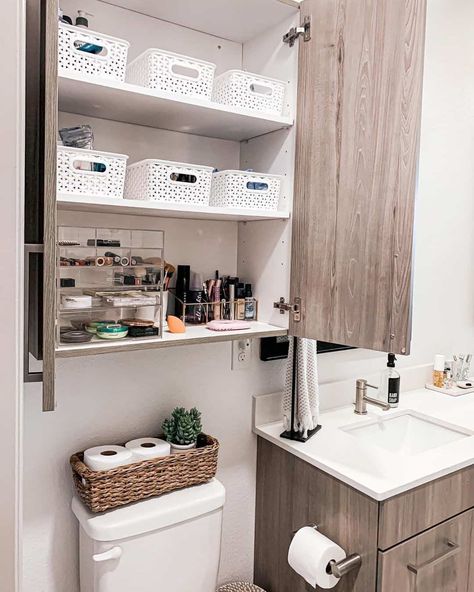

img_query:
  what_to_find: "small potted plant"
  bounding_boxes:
[162,407,203,453]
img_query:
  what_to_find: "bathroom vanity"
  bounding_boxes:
[254,390,474,591]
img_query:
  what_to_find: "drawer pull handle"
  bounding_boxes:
[407,539,460,574]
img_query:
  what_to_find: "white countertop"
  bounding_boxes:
[254,388,474,501]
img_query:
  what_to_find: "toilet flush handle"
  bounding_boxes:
[92,547,122,562]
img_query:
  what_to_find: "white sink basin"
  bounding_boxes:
[341,410,473,456]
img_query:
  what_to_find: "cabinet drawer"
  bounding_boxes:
[379,465,474,549]
[377,510,473,592]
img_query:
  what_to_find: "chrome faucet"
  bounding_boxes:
[354,379,391,415]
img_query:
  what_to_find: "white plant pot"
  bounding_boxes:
[170,441,196,454]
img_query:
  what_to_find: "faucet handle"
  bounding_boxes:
[355,379,378,390]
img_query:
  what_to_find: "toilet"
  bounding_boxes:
[72,479,226,592]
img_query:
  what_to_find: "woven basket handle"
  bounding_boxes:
[169,59,204,82]
[69,31,109,62]
[68,153,108,176]
[249,81,274,97]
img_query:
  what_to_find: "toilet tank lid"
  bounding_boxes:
[72,478,225,542]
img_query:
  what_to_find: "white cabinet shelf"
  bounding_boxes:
[56,322,287,357]
[57,194,290,222]
[58,73,294,142]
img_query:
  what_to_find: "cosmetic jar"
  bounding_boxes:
[96,324,129,340]
[85,320,115,334]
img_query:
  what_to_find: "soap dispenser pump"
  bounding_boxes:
[380,353,400,408]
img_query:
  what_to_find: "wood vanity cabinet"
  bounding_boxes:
[255,438,474,592]
[378,511,474,592]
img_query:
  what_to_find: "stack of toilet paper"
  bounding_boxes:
[84,438,171,471]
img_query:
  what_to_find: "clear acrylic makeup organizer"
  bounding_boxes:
[57,226,165,347]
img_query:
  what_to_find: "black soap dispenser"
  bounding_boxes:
[380,353,400,408]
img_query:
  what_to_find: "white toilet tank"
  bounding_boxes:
[72,479,226,592]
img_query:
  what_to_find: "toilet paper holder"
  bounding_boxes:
[328,553,362,579]
[293,524,362,579]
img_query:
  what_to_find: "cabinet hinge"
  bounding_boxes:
[283,16,311,47]
[273,297,301,322]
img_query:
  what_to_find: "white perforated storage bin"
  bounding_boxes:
[125,159,214,205]
[212,70,286,116]
[126,49,216,100]
[210,171,282,211]
[58,23,129,82]
[57,146,128,198]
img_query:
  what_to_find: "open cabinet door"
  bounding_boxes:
[24,0,57,410]
[289,0,427,354]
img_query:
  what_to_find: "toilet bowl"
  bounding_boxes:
[72,478,226,592]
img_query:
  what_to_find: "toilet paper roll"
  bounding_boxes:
[125,437,171,460]
[288,527,346,589]
[84,445,134,471]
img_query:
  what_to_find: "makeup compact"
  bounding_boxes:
[85,320,116,334]
[96,324,129,340]
[119,318,158,338]
[119,318,154,327]
[60,330,93,344]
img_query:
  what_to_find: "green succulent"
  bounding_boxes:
[162,406,202,445]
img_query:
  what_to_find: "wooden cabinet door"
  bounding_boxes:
[25,0,57,410]
[290,0,427,354]
[378,510,474,592]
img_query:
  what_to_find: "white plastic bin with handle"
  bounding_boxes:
[212,70,286,116]
[58,22,130,82]
[126,48,216,100]
[57,146,128,199]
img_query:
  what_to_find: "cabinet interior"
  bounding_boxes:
[56,0,302,354]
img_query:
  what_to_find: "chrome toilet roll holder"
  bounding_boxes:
[294,525,362,580]
[327,554,362,579]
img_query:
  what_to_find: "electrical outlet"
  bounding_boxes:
[232,339,252,370]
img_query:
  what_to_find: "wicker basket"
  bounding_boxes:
[71,434,219,513]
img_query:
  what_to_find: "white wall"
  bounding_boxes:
[0,0,24,590]
[22,1,474,590]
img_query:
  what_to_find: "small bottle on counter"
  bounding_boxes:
[379,353,400,408]
[433,354,445,388]
[444,362,455,389]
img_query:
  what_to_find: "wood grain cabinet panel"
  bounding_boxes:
[379,466,474,550]
[255,439,474,592]
[254,438,379,592]
[290,0,427,354]
[378,510,474,592]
